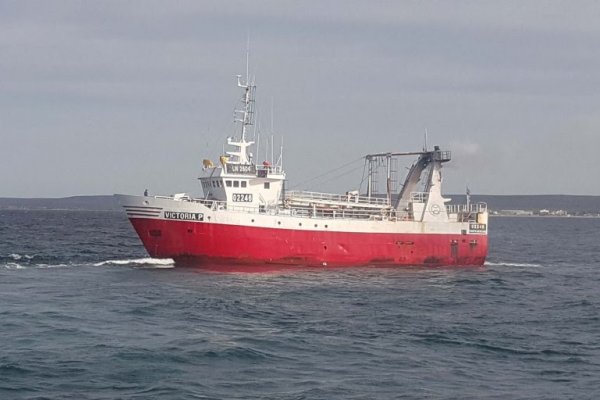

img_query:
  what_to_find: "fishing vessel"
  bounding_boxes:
[116,72,488,267]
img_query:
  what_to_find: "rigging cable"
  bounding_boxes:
[358,158,368,194]
[288,156,365,189]
[313,164,366,188]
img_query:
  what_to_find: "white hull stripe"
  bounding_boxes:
[124,205,162,217]
[127,212,161,217]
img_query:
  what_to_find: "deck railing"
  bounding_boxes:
[183,197,394,220]
[153,195,486,222]
[446,202,487,214]
[410,192,429,203]
[256,165,284,176]
[285,190,389,207]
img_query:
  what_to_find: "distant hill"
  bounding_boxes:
[1,194,600,214]
[0,196,120,211]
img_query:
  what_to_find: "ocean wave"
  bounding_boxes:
[2,262,71,270]
[2,262,27,269]
[2,253,48,268]
[94,258,175,268]
[485,261,543,268]
[8,253,35,261]
[1,256,175,270]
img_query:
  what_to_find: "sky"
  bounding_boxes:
[2,0,600,197]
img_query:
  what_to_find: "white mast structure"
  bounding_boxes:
[227,51,255,166]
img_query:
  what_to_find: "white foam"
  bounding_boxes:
[94,258,175,268]
[3,262,26,269]
[8,253,34,261]
[36,263,70,269]
[485,261,543,268]
[2,262,71,269]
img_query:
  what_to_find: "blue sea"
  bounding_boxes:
[1,210,599,399]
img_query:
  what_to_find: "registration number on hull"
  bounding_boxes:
[232,193,253,202]
[469,223,487,232]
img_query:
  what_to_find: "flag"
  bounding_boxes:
[466,186,471,211]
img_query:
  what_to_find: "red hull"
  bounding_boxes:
[128,218,488,267]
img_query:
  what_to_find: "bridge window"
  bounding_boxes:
[241,181,247,188]
[226,180,232,187]
[233,181,239,188]
[264,182,270,189]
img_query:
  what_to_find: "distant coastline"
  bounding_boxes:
[491,213,600,219]
[2,194,600,215]
[461,194,600,217]
[0,196,120,211]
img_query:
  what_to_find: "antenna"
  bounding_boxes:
[234,39,255,145]
[256,131,260,163]
[280,136,284,169]
[270,97,274,133]
[245,34,250,84]
[424,129,428,151]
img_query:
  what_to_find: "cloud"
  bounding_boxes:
[2,1,600,196]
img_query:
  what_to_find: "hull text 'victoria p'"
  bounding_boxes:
[116,70,488,268]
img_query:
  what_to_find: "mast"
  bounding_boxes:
[228,47,256,165]
[280,136,284,169]
[234,73,255,143]
[366,155,373,198]
[386,153,392,205]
